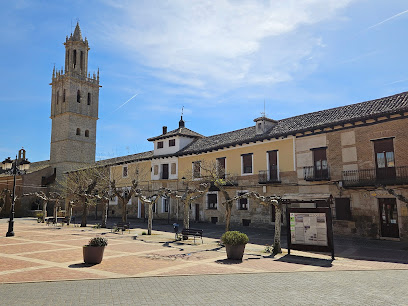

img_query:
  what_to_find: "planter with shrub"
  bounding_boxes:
[221,231,249,260]
[83,237,108,264]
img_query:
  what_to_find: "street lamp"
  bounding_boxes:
[2,150,30,237]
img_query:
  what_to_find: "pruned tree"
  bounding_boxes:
[61,166,110,227]
[245,191,283,254]
[23,191,61,223]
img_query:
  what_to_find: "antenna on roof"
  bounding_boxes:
[181,106,184,117]
[260,99,267,118]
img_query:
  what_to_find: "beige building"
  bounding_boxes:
[108,91,408,240]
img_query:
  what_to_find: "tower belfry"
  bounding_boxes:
[49,22,101,179]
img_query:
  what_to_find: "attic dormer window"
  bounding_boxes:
[169,139,175,147]
[157,141,163,149]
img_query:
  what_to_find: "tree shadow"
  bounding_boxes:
[277,254,333,267]
[68,263,98,268]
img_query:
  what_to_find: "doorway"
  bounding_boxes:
[195,204,200,222]
[379,198,399,238]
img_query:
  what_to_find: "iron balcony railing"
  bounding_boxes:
[342,166,408,187]
[303,166,330,181]
[258,168,281,184]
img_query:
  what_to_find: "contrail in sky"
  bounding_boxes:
[365,9,408,31]
[114,93,140,111]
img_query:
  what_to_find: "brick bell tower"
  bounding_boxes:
[50,22,101,179]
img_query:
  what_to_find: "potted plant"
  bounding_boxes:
[221,231,249,260]
[83,237,108,264]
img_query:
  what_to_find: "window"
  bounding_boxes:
[171,163,177,175]
[242,153,253,174]
[56,91,59,104]
[193,161,201,179]
[123,166,128,177]
[373,138,395,180]
[216,157,226,179]
[63,89,66,102]
[77,90,81,103]
[335,198,352,220]
[162,197,169,213]
[169,139,175,147]
[207,193,218,209]
[76,128,81,135]
[73,50,77,68]
[154,165,158,175]
[80,51,84,71]
[85,130,89,137]
[268,150,278,181]
[161,164,169,179]
[157,141,163,149]
[238,191,248,210]
[152,203,156,213]
[87,93,91,105]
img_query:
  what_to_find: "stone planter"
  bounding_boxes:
[83,246,105,264]
[225,244,246,260]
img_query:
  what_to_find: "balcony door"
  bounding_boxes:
[379,198,399,238]
[313,148,328,180]
[268,150,278,181]
[161,164,169,179]
[374,138,395,181]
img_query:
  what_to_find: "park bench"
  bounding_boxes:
[181,228,203,244]
[111,221,130,234]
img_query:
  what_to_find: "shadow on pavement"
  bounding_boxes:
[277,255,333,267]
[68,263,97,268]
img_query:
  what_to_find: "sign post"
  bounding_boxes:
[286,207,334,260]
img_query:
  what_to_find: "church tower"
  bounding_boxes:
[50,23,101,178]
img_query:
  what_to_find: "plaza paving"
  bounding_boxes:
[0,218,407,305]
[0,218,407,284]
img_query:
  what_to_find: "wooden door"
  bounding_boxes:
[268,150,278,181]
[313,148,328,180]
[162,164,169,179]
[379,198,399,238]
[374,138,395,181]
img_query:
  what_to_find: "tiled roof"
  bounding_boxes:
[95,151,154,167]
[178,91,408,155]
[147,127,204,141]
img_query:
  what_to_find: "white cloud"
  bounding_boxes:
[94,0,353,94]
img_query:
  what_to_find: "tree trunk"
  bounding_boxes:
[42,201,48,223]
[225,203,232,232]
[81,199,88,227]
[272,203,282,255]
[147,202,153,235]
[121,198,127,223]
[183,199,190,229]
[101,200,108,228]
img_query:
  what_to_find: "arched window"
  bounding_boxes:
[63,89,66,102]
[85,130,89,137]
[56,91,59,104]
[77,90,80,103]
[87,93,91,105]
[80,51,84,71]
[76,128,81,136]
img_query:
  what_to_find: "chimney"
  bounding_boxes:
[179,116,185,128]
[162,126,167,134]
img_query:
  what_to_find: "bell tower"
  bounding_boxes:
[50,22,101,179]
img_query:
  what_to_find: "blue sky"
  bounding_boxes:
[1,0,408,163]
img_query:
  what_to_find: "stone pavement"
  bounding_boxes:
[0,270,407,305]
[0,218,407,284]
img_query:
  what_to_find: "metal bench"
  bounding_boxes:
[181,228,203,244]
[111,221,130,234]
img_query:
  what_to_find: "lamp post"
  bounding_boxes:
[2,150,30,237]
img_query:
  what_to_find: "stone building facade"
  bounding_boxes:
[107,91,408,240]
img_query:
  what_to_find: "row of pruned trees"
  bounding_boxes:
[24,161,284,254]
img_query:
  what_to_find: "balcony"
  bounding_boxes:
[258,168,281,184]
[342,166,408,187]
[303,166,330,181]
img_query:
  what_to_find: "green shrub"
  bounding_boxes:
[87,237,108,247]
[142,231,147,235]
[221,231,249,246]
